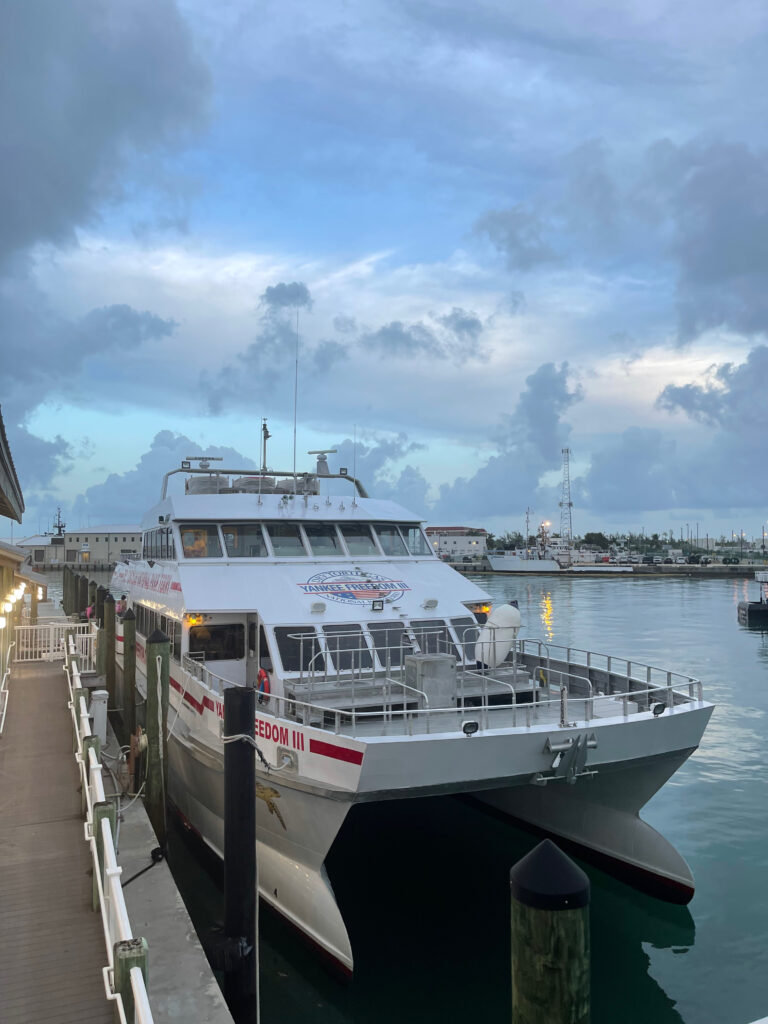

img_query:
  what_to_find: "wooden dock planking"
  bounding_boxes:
[0,662,112,1024]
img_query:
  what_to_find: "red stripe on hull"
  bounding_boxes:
[309,739,364,765]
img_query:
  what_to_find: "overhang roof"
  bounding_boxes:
[0,406,23,523]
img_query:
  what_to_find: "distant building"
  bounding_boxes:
[17,525,142,569]
[425,526,487,560]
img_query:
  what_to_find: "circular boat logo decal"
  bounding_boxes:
[298,570,410,606]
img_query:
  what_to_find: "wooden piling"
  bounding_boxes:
[95,584,106,628]
[113,937,149,1023]
[77,574,88,616]
[224,683,258,1022]
[509,839,590,1024]
[92,800,117,910]
[122,608,137,743]
[104,594,116,702]
[30,583,38,625]
[88,578,97,614]
[145,629,170,845]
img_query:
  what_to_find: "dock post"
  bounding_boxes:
[95,584,106,628]
[62,566,69,615]
[224,682,258,1023]
[145,629,170,845]
[509,839,590,1024]
[113,937,149,1023]
[30,583,38,626]
[104,594,116,702]
[88,578,97,613]
[122,608,137,743]
[92,800,117,910]
[77,574,88,617]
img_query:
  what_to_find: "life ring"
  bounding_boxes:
[257,667,271,704]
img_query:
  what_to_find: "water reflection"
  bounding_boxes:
[540,590,554,640]
[168,796,696,1024]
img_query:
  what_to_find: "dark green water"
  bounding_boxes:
[61,572,768,1022]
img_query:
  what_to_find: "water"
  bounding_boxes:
[51,571,768,1022]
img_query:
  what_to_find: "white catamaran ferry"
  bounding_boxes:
[112,452,713,974]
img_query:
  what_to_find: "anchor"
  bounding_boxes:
[531,732,598,786]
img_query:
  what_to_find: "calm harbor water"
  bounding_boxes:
[50,571,768,1022]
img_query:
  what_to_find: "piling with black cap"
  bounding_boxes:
[510,839,590,1023]
[145,629,170,845]
[223,682,258,1022]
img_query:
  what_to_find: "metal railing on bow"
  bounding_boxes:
[66,641,154,1024]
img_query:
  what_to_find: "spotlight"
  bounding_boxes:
[462,720,479,737]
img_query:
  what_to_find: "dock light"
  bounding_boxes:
[2,602,11,613]
[186,613,204,626]
[37,587,43,600]
[462,720,479,737]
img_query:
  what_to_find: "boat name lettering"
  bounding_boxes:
[120,567,174,594]
[298,570,410,606]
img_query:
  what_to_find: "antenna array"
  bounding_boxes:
[559,447,573,541]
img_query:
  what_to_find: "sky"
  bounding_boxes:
[3,0,768,543]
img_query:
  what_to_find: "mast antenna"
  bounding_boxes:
[292,308,299,494]
[559,447,573,542]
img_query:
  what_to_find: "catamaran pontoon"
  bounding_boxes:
[112,452,713,973]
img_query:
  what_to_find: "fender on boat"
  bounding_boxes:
[474,603,522,668]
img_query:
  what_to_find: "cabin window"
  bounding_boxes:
[339,524,378,557]
[366,621,407,667]
[399,525,432,556]
[188,624,244,661]
[303,523,342,556]
[410,618,459,660]
[222,523,267,558]
[180,524,222,559]
[266,524,306,557]
[450,617,479,660]
[274,626,324,672]
[34,549,44,562]
[322,624,373,671]
[373,524,408,556]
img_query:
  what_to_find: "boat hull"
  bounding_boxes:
[475,749,698,902]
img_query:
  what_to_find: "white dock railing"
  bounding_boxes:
[67,642,155,1024]
[15,622,95,668]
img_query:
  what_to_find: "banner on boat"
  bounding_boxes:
[298,569,411,606]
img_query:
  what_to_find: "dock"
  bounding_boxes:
[0,660,111,1023]
[0,597,234,1024]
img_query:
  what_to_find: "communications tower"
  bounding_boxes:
[559,447,573,542]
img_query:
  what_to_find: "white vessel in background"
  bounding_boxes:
[112,450,713,974]
[487,519,632,574]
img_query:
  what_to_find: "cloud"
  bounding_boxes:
[0,0,209,267]
[361,307,485,361]
[474,205,560,271]
[432,361,581,519]
[657,345,768,432]
[71,431,257,525]
[261,281,313,309]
